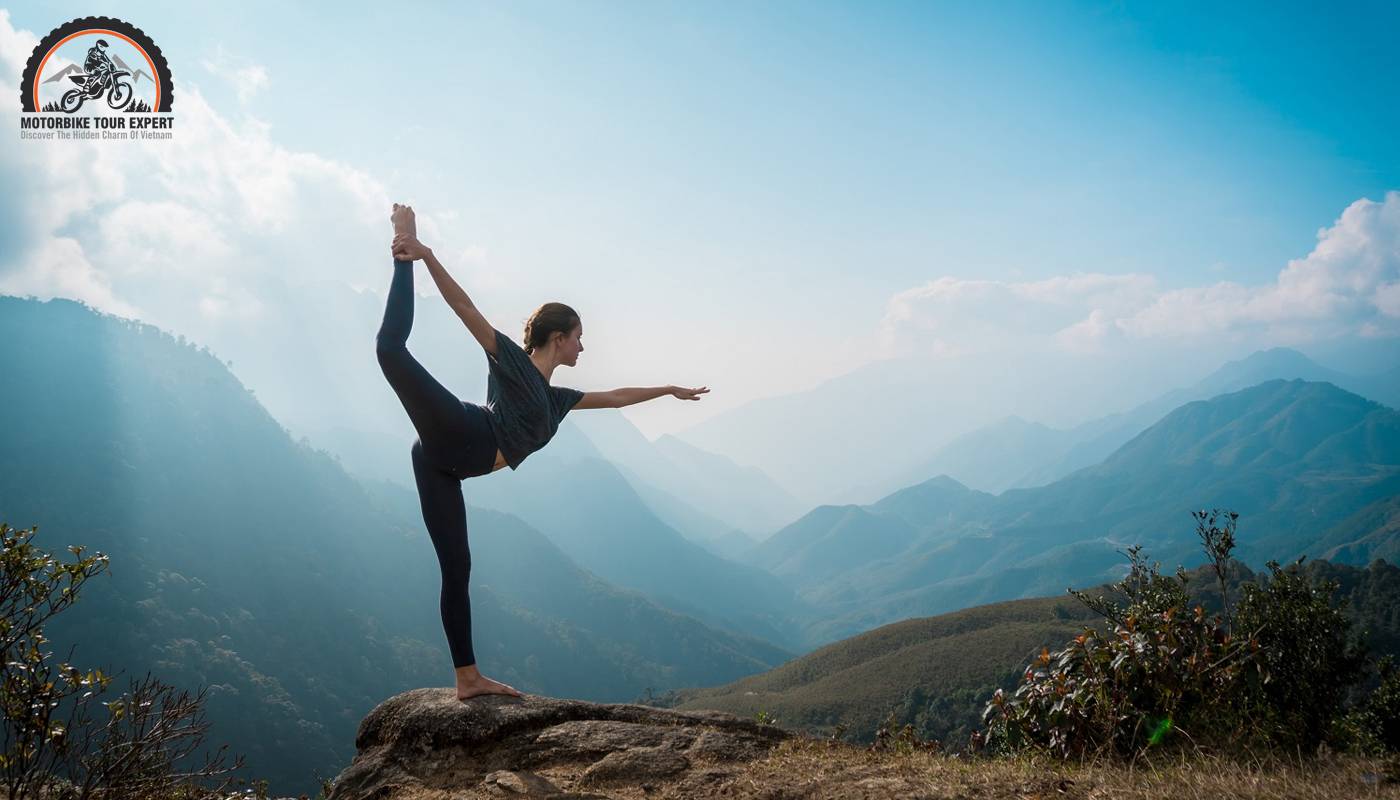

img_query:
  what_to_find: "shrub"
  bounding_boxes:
[1334,656,1400,755]
[982,509,1365,760]
[981,542,1254,758]
[1231,558,1366,751]
[869,709,940,755]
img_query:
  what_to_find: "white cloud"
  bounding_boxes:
[1053,308,1114,354]
[879,191,1400,358]
[0,236,142,318]
[0,9,35,78]
[877,272,1160,357]
[98,200,234,277]
[1117,192,1400,339]
[200,44,270,105]
[1375,281,1400,318]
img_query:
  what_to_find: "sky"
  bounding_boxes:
[2,1,1398,441]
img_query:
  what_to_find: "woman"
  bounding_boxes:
[376,203,709,701]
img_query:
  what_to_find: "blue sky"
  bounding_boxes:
[4,1,1398,439]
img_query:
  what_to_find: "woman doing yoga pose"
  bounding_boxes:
[376,203,709,701]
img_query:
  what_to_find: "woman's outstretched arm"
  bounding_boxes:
[393,233,496,356]
[581,386,709,408]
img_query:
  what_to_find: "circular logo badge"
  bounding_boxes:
[19,16,173,114]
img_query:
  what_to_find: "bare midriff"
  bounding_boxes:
[491,449,509,472]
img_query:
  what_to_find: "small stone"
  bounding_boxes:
[481,769,561,796]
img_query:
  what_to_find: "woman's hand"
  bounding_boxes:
[669,385,709,401]
[391,233,432,262]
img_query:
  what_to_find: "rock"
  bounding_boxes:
[578,746,689,787]
[327,690,790,800]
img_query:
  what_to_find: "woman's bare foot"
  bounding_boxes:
[459,675,526,700]
[455,663,524,700]
[391,203,417,237]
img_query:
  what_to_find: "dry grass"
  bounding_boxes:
[393,733,1400,800]
[704,735,1400,799]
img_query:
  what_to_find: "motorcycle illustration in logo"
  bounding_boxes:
[58,38,135,113]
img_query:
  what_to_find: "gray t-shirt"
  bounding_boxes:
[484,327,584,470]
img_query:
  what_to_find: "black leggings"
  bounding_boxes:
[376,259,498,669]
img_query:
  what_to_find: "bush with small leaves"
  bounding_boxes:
[1,521,247,800]
[1231,557,1367,750]
[982,509,1362,760]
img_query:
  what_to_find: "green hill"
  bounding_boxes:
[1306,494,1400,565]
[668,594,1101,745]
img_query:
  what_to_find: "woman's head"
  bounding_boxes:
[523,302,583,366]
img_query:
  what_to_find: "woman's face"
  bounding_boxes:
[560,324,583,366]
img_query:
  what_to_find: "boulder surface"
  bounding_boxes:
[328,689,791,800]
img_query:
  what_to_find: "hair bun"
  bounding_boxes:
[522,302,581,356]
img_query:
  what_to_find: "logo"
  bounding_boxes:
[18,16,174,141]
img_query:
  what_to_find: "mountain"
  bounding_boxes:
[603,462,760,561]
[742,504,925,585]
[458,431,814,652]
[1353,362,1400,410]
[747,378,1400,644]
[884,415,1072,496]
[865,346,1390,500]
[0,295,793,795]
[740,475,998,586]
[565,409,803,543]
[669,340,1228,508]
[1313,493,1400,565]
[1011,347,1374,490]
[653,432,805,537]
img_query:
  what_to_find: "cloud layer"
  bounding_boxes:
[878,191,1400,359]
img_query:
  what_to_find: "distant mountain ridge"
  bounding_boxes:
[745,377,1400,645]
[879,346,1393,498]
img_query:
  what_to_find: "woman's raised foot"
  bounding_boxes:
[391,202,417,237]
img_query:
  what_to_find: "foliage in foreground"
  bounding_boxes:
[1,521,248,800]
[982,509,1383,760]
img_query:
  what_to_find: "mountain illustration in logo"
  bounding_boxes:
[39,54,153,87]
[112,54,153,85]
[40,63,85,84]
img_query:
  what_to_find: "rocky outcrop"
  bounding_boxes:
[327,689,791,800]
